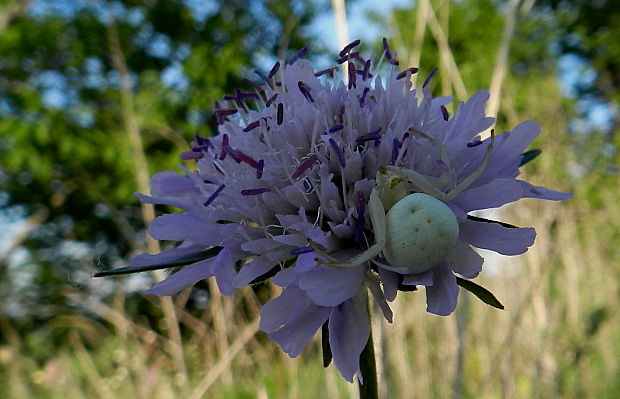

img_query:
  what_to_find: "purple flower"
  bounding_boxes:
[132,41,572,381]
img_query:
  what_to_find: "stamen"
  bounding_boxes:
[423,67,438,88]
[362,60,371,80]
[329,125,344,133]
[359,87,370,107]
[268,61,280,79]
[382,37,400,66]
[298,81,314,102]
[243,78,264,93]
[195,135,211,147]
[391,138,402,165]
[235,149,259,168]
[339,39,361,57]
[288,46,307,65]
[355,192,366,248]
[338,105,345,124]
[356,127,382,143]
[396,67,419,80]
[224,145,241,163]
[315,67,337,78]
[203,184,225,207]
[243,120,261,132]
[236,88,260,101]
[219,134,230,160]
[265,93,278,107]
[347,62,356,89]
[254,70,271,86]
[277,103,284,125]
[241,187,270,196]
[329,138,346,168]
[180,151,204,160]
[467,137,483,147]
[256,159,265,179]
[214,108,238,118]
[290,246,315,255]
[292,154,318,179]
[337,51,359,64]
[440,105,450,121]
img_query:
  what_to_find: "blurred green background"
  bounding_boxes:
[0,0,618,398]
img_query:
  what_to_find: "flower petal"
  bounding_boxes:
[298,264,365,307]
[460,218,536,255]
[453,178,523,211]
[425,263,459,316]
[329,292,370,382]
[518,180,574,201]
[445,240,484,278]
[145,257,215,296]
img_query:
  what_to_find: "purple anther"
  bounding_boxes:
[298,81,314,103]
[214,108,238,118]
[254,70,271,86]
[265,93,278,107]
[347,62,357,89]
[292,154,318,179]
[243,78,264,93]
[241,187,270,196]
[396,67,419,80]
[219,134,230,160]
[192,145,210,152]
[243,120,261,132]
[180,151,204,160]
[337,51,359,64]
[440,105,450,121]
[288,46,307,65]
[338,105,345,124]
[359,87,370,107]
[203,184,225,207]
[355,191,367,248]
[388,58,400,66]
[237,89,260,101]
[223,94,237,101]
[224,145,241,163]
[329,124,344,133]
[195,135,211,146]
[423,67,438,88]
[467,138,483,147]
[339,39,361,57]
[391,138,402,164]
[383,37,399,65]
[268,61,281,79]
[235,149,259,168]
[362,60,371,80]
[290,246,315,255]
[329,138,346,168]
[277,103,284,125]
[315,67,337,78]
[256,159,265,179]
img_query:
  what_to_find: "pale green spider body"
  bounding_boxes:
[314,130,494,274]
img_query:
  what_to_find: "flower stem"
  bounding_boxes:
[358,324,378,399]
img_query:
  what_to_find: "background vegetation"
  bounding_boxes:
[0,0,617,397]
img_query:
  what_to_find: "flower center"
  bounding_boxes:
[382,193,459,274]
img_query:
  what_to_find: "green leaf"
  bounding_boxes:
[456,277,504,310]
[519,149,542,167]
[93,247,222,277]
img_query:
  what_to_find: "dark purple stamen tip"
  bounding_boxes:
[214,108,238,118]
[329,138,346,168]
[204,184,225,207]
[219,134,230,160]
[243,78,264,93]
[388,59,400,66]
[329,124,344,133]
[338,105,345,124]
[243,120,261,133]
[347,62,356,89]
[382,37,390,55]
[337,51,359,65]
[391,138,402,164]
[223,94,237,101]
[362,60,371,80]
[288,46,307,66]
[266,93,278,107]
[237,89,260,101]
[396,67,419,80]
[254,70,271,86]
[195,135,211,146]
[315,67,337,78]
[224,145,241,163]
[277,103,284,125]
[269,61,281,79]
[235,149,259,168]
[355,191,367,248]
[423,67,438,88]
[440,105,450,121]
[339,39,361,57]
[290,246,315,255]
[467,138,483,147]
[292,154,318,179]
[180,151,204,160]
[356,127,382,144]
[256,159,265,179]
[241,187,270,196]
[359,87,370,107]
[298,81,314,103]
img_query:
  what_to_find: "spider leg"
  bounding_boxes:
[444,129,495,201]
[383,165,449,201]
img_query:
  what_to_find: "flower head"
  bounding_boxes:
[131,40,572,382]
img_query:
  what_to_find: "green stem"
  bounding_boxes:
[358,323,378,399]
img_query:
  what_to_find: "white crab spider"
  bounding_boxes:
[313,130,494,274]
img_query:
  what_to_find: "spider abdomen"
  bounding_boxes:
[383,193,459,274]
